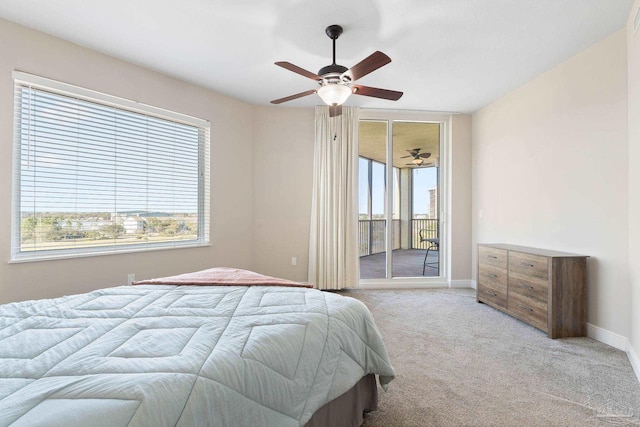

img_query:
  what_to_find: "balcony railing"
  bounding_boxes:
[411,219,439,249]
[358,220,400,257]
[358,218,438,256]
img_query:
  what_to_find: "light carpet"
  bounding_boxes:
[341,288,640,427]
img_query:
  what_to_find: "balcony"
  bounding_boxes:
[359,218,439,278]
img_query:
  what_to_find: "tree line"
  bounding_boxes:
[21,215,194,243]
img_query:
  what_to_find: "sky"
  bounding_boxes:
[412,167,437,215]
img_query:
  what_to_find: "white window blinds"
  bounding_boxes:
[12,72,210,261]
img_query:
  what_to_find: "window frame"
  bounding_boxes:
[11,71,211,262]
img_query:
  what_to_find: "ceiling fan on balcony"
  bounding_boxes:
[402,148,431,166]
[270,24,403,117]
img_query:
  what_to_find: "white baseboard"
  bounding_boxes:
[449,280,473,289]
[587,323,627,350]
[470,279,477,290]
[356,281,448,289]
[628,343,640,383]
[358,279,476,289]
[587,323,640,383]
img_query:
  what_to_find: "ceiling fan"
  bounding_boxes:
[271,25,403,117]
[401,148,431,166]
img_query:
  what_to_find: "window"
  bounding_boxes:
[12,72,210,261]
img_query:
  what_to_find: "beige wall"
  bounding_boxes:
[252,106,315,282]
[0,19,255,303]
[450,115,473,281]
[627,0,640,366]
[472,30,630,337]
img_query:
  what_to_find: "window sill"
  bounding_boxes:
[9,241,212,264]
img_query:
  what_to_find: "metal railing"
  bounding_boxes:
[411,219,439,249]
[358,220,400,257]
[358,219,439,256]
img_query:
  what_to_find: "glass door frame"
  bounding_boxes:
[358,110,451,288]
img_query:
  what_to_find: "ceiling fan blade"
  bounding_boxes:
[420,153,432,159]
[270,89,317,104]
[400,155,412,158]
[329,105,342,117]
[352,85,403,101]
[343,51,391,81]
[275,62,321,81]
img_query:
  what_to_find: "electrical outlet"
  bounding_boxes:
[291,257,297,266]
[127,273,135,285]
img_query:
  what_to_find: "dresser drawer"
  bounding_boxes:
[508,291,548,332]
[478,265,508,288]
[508,251,548,281]
[479,246,507,269]
[477,263,507,309]
[508,275,548,304]
[477,284,507,309]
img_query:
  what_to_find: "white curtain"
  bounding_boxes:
[308,106,360,290]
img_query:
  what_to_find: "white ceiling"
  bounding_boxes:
[0,0,633,113]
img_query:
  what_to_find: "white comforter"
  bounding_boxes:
[0,285,395,426]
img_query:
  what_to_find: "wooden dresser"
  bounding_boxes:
[477,244,588,339]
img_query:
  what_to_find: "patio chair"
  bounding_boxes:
[419,229,439,276]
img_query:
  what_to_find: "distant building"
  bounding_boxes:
[123,216,146,234]
[79,220,112,231]
[429,188,438,219]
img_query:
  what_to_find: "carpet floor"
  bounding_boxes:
[341,288,640,427]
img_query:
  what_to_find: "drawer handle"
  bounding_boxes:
[517,304,534,312]
[521,262,535,268]
[518,283,534,290]
[485,290,497,297]
[487,255,498,259]
[488,273,498,278]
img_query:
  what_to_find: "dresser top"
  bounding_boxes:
[479,243,588,258]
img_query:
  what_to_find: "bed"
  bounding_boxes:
[0,268,395,426]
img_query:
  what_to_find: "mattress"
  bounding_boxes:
[0,280,395,426]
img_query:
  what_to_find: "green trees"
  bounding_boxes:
[99,223,125,239]
[20,216,63,242]
[20,217,38,242]
[21,215,125,242]
[145,218,183,236]
[20,213,196,248]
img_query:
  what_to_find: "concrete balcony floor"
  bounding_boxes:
[359,249,439,279]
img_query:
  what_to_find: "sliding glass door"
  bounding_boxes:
[358,118,443,281]
[358,121,388,279]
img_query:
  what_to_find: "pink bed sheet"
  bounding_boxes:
[132,267,313,288]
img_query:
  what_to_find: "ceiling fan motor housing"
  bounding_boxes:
[318,64,349,79]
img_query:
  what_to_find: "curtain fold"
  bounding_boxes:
[308,106,359,290]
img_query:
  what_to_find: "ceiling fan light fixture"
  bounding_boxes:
[317,84,352,106]
[412,157,424,166]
